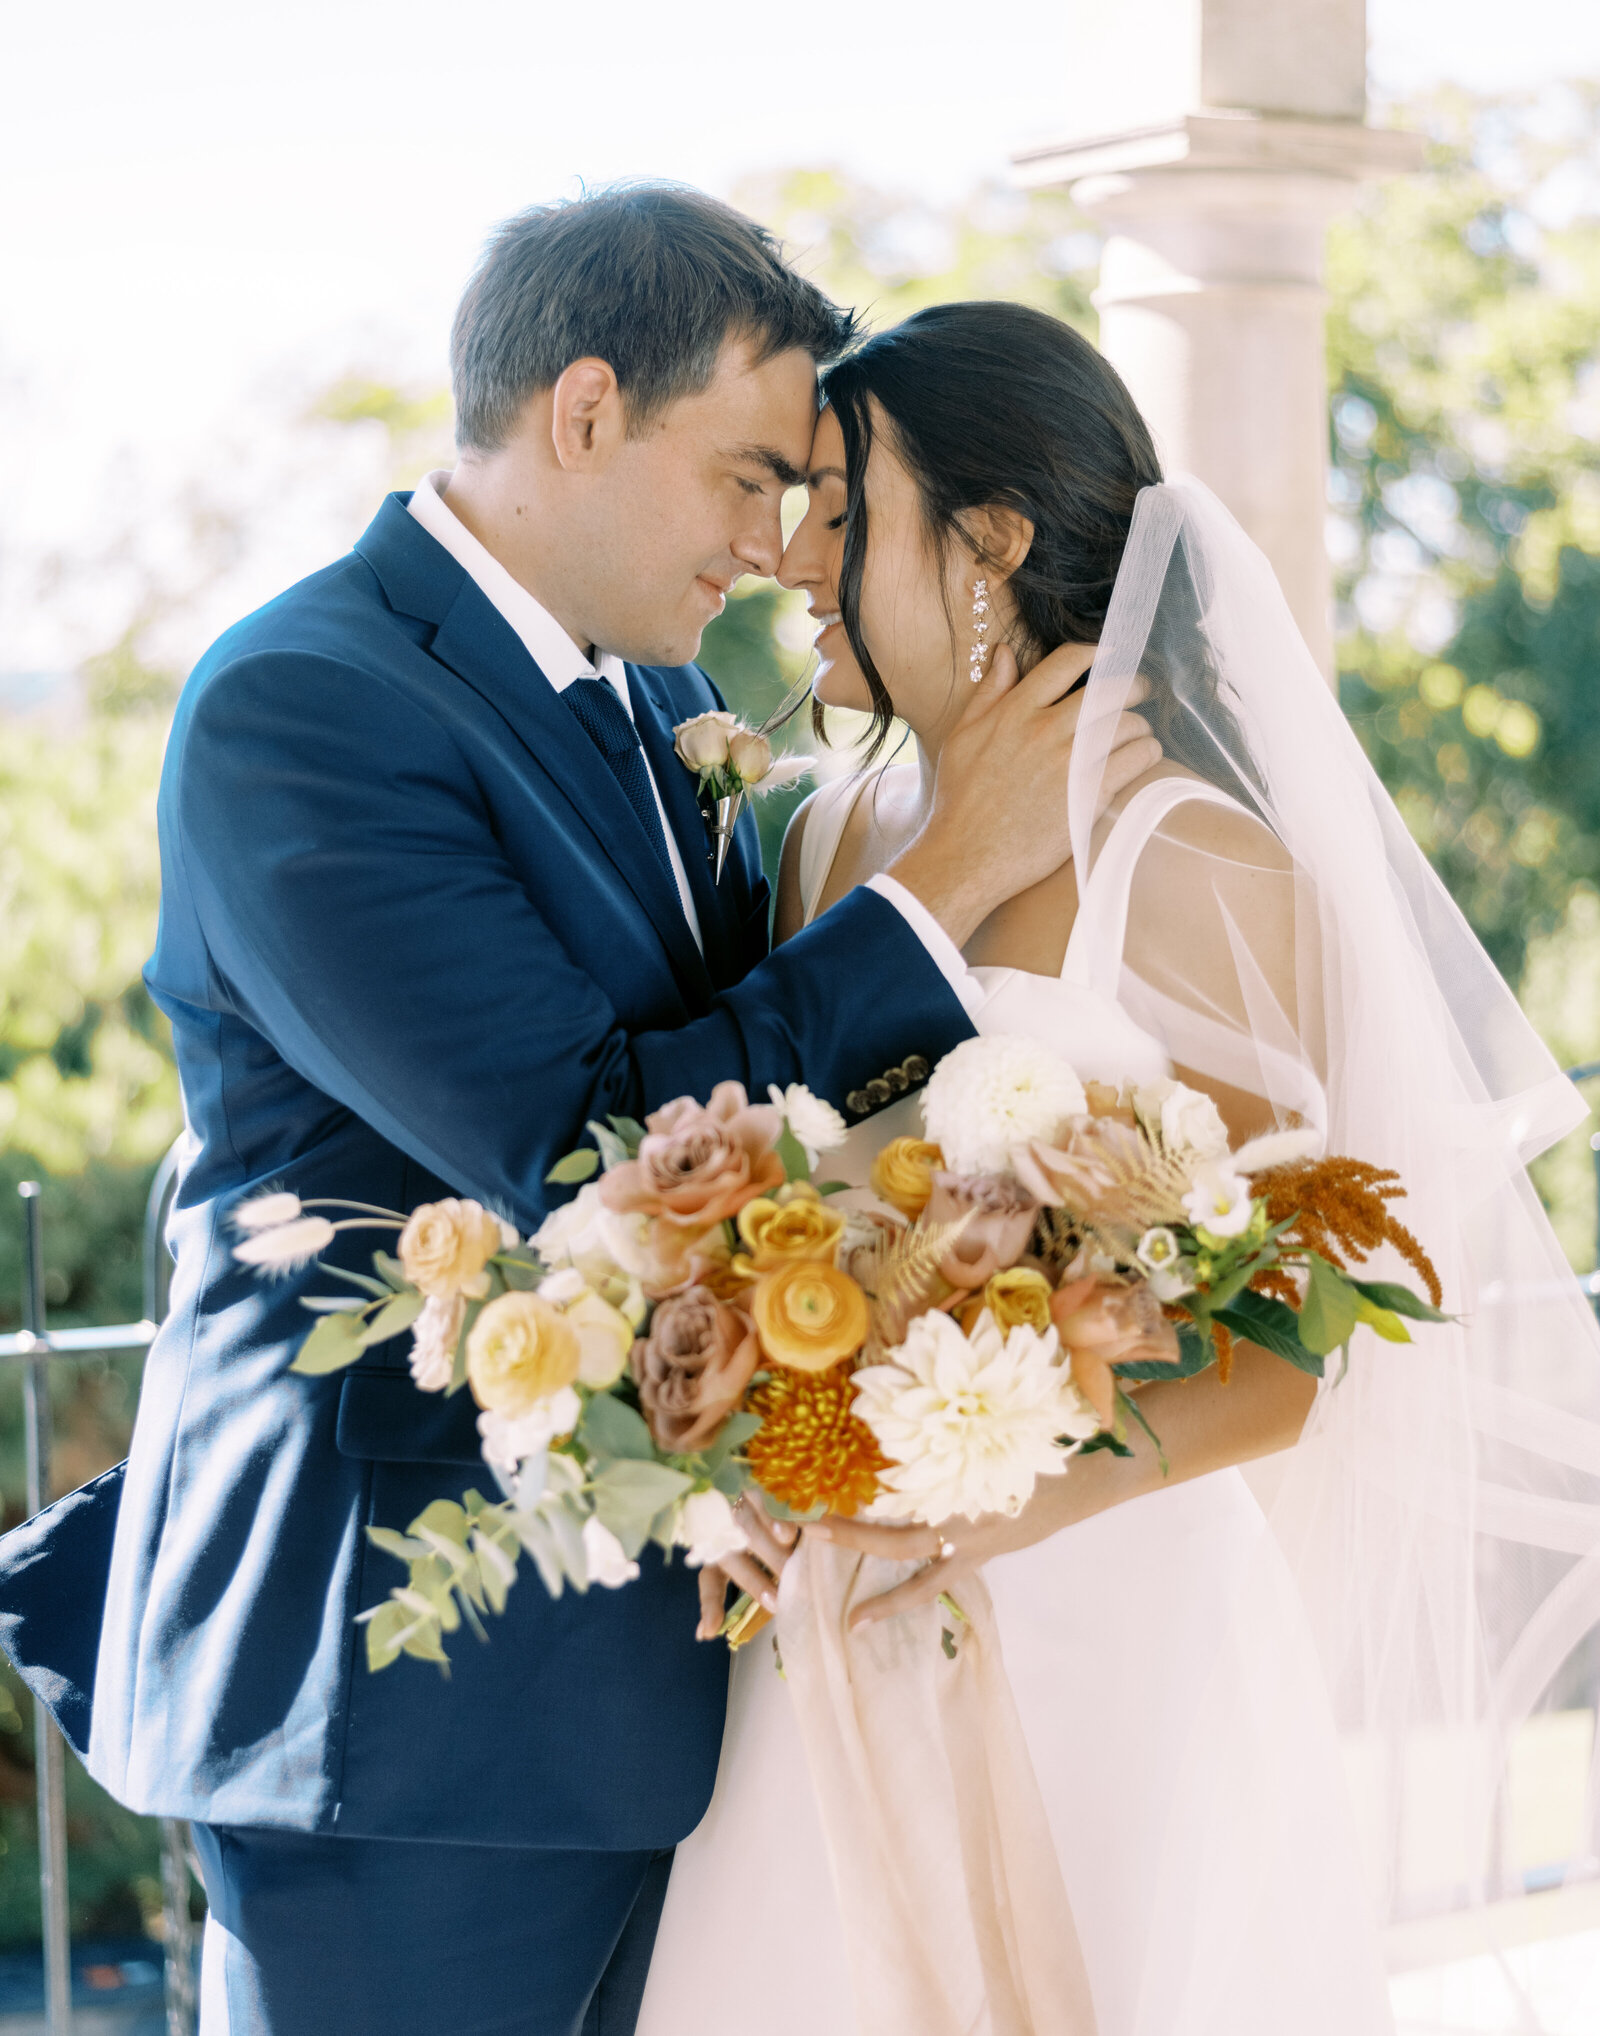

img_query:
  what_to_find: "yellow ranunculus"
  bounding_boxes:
[870,1138,945,1219]
[399,1198,509,1299]
[466,1292,581,1416]
[960,1266,1053,1338]
[735,1188,845,1273]
[752,1260,869,1374]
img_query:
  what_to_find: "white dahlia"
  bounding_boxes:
[921,1035,1087,1178]
[852,1308,1084,1525]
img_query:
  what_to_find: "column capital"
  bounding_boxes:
[1014,110,1423,193]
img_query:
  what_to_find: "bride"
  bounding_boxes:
[636,302,1600,2036]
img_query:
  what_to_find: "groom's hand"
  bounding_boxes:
[695,1494,796,1640]
[887,642,1161,951]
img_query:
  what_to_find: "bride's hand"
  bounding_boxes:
[805,1483,1084,1631]
[694,1492,797,1639]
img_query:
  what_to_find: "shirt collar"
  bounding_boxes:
[407,471,631,712]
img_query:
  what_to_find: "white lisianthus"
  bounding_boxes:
[853,1308,1083,1525]
[768,1082,848,1165]
[478,1387,582,1475]
[233,1215,337,1275]
[1133,1079,1231,1162]
[538,1267,635,1389]
[1136,1226,1193,1302]
[582,1515,641,1589]
[1181,1166,1256,1241]
[921,1035,1087,1178]
[232,1190,303,1232]
[533,1181,620,1286]
[409,1293,465,1393]
[676,1488,747,1569]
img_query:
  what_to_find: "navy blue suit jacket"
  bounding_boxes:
[69,494,973,1849]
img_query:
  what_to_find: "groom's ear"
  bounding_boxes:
[550,357,627,472]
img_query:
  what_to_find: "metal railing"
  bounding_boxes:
[9,1067,1600,2031]
[2,1145,189,2036]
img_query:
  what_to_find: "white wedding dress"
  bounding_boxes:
[636,769,1395,2036]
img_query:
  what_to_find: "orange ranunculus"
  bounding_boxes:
[752,1260,870,1373]
[870,1138,945,1219]
[735,1186,845,1273]
[1048,1278,1181,1425]
[959,1265,1053,1337]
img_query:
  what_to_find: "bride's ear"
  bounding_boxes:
[965,504,1035,583]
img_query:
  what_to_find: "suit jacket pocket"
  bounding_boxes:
[336,1370,485,1465]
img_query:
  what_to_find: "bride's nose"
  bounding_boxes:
[777,522,827,600]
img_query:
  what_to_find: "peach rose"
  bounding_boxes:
[728,727,774,784]
[959,1265,1053,1338]
[466,1291,581,1417]
[752,1260,870,1373]
[600,1084,784,1253]
[1049,1277,1181,1425]
[870,1137,946,1219]
[735,1186,845,1272]
[1012,1117,1182,1229]
[398,1198,510,1300]
[924,1172,1039,1288]
[631,1286,761,1452]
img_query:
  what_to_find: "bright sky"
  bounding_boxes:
[4,0,1597,658]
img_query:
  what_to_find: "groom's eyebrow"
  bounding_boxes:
[730,444,809,489]
[808,464,846,486]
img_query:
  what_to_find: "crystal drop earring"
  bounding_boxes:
[968,577,990,683]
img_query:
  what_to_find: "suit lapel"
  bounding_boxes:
[627,666,740,985]
[358,500,710,1001]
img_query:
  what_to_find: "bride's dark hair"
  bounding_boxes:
[820,300,1258,801]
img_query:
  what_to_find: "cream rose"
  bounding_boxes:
[399,1198,509,1300]
[673,710,738,771]
[466,1291,581,1416]
[537,1267,635,1388]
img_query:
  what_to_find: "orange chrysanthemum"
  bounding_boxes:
[746,1363,888,1518]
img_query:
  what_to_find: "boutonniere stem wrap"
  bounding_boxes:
[672,711,814,881]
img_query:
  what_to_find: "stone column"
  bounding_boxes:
[1013,0,1420,675]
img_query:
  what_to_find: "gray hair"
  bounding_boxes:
[450,183,859,451]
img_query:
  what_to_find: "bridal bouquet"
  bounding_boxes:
[233,1039,1445,1674]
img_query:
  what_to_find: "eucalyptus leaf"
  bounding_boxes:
[1298,1255,1361,1357]
[699,1409,762,1472]
[314,1264,393,1299]
[592,1459,693,1556]
[516,1512,567,1597]
[546,1148,600,1186]
[587,1120,631,1171]
[300,1294,369,1314]
[579,1393,657,1464]
[775,1124,811,1183]
[606,1115,647,1156]
[359,1599,410,1673]
[373,1251,410,1292]
[815,1181,852,1197]
[289,1310,368,1376]
[359,1289,425,1348]
[365,1526,425,1565]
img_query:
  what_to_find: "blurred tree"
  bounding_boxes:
[1329,86,1600,985]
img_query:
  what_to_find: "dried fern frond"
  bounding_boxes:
[856,1214,969,1351]
[1256,1157,1442,1307]
[1018,1120,1193,1238]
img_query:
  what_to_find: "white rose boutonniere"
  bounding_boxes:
[671,710,814,882]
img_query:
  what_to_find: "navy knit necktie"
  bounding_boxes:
[560,675,678,885]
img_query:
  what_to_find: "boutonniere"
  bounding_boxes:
[672,711,814,881]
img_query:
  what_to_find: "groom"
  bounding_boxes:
[12,186,1155,2035]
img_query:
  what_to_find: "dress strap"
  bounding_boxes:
[1061,777,1251,996]
[798,774,872,927]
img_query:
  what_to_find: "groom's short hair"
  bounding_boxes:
[450,184,857,452]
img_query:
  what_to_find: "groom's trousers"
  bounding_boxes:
[191,1824,673,2036]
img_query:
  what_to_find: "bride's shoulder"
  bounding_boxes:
[1114,761,1291,877]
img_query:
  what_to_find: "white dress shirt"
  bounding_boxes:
[407,470,982,1017]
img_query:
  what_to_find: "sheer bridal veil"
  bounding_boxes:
[1069,479,1600,1976]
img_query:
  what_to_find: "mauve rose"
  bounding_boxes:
[924,1172,1039,1288]
[1049,1277,1181,1424]
[632,1285,761,1452]
[600,1084,784,1248]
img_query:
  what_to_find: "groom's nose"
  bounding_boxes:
[731,498,785,580]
